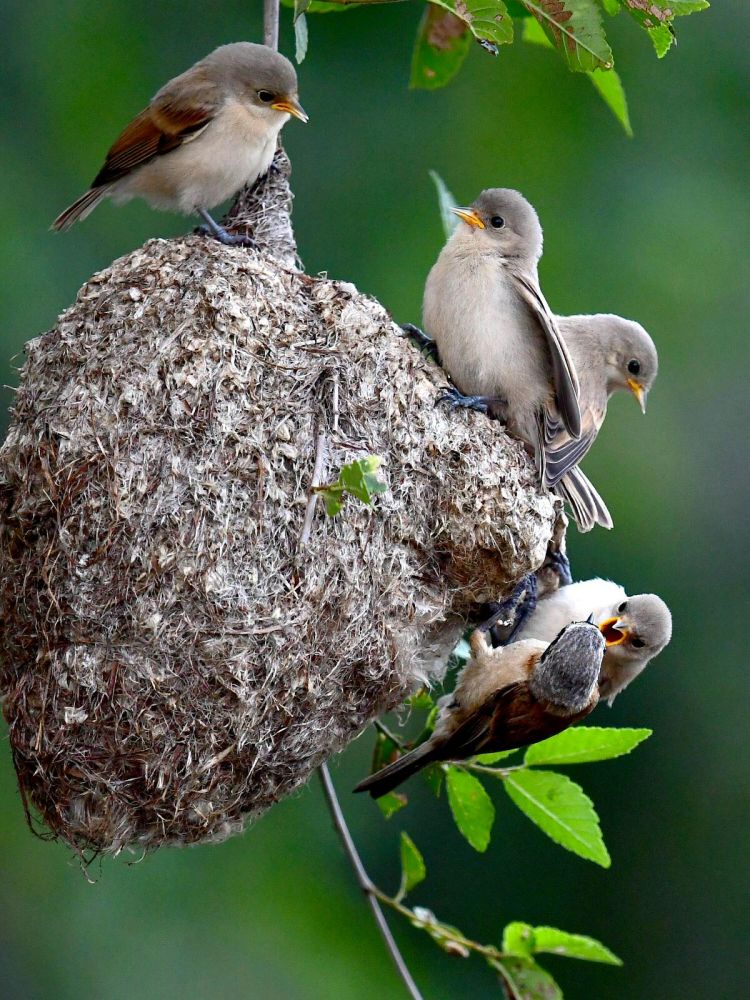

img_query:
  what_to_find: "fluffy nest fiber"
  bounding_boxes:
[0,152,558,854]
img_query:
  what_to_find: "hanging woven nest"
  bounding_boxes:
[0,151,558,854]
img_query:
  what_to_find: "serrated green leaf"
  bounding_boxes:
[504,769,610,866]
[398,831,427,899]
[599,0,621,14]
[648,23,673,57]
[377,790,408,818]
[340,456,386,504]
[294,12,309,62]
[495,956,563,1000]
[411,6,472,90]
[524,726,651,766]
[502,921,622,964]
[588,67,632,135]
[430,0,515,48]
[423,763,445,796]
[474,749,519,764]
[445,766,495,851]
[521,0,613,71]
[429,170,459,239]
[319,485,344,516]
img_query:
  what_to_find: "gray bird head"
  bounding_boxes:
[594,315,658,413]
[450,188,544,265]
[204,42,307,121]
[598,593,672,699]
[529,621,605,714]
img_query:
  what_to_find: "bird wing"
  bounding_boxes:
[510,270,582,440]
[91,76,220,187]
[542,396,606,488]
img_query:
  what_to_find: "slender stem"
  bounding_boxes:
[264,0,280,49]
[318,764,425,1000]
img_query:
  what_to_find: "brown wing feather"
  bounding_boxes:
[91,80,219,188]
[543,398,605,488]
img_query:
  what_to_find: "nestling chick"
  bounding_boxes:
[355,621,604,798]
[514,578,672,704]
[52,42,307,245]
[550,314,659,530]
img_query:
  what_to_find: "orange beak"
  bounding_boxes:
[599,616,629,647]
[627,379,647,413]
[451,207,485,229]
[271,96,309,123]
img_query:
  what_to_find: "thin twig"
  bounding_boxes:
[264,0,280,50]
[299,431,328,547]
[318,764,425,1000]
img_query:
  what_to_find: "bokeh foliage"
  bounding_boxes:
[0,1,748,999]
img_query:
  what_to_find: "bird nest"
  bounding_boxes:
[0,153,557,854]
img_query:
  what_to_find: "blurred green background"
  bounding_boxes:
[1,2,747,998]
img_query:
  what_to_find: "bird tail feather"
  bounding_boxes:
[354,742,438,798]
[51,186,111,231]
[557,468,613,532]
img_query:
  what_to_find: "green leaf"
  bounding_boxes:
[423,763,445,797]
[587,67,632,135]
[502,921,622,964]
[339,455,387,504]
[406,689,435,711]
[495,956,563,1000]
[599,0,621,14]
[648,23,673,57]
[411,6,473,90]
[411,907,471,958]
[377,790,408,818]
[504,769,610,866]
[430,0,515,49]
[524,726,651,766]
[321,486,344,516]
[521,0,613,71]
[429,170,459,240]
[294,12,309,62]
[474,749,519,764]
[618,0,709,56]
[445,766,495,852]
[397,832,427,899]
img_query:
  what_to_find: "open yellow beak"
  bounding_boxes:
[627,379,647,414]
[451,207,485,230]
[599,616,629,647]
[271,97,309,123]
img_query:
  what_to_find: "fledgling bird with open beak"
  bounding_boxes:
[52,42,308,245]
[355,621,604,798]
[549,313,659,530]
[513,578,672,704]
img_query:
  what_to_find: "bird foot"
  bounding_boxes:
[401,324,440,363]
[439,386,508,422]
[477,574,539,648]
[194,224,256,248]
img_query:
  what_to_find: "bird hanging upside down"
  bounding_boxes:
[355,621,605,799]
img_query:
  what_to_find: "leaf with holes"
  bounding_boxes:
[504,769,610,866]
[502,921,622,964]
[430,0,515,50]
[411,6,473,89]
[445,766,495,851]
[524,726,651,766]
[521,0,613,71]
[494,956,563,1000]
[429,170,460,239]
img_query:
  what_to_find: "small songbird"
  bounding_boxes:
[422,188,581,468]
[355,621,604,798]
[546,314,659,530]
[513,578,672,704]
[52,42,307,245]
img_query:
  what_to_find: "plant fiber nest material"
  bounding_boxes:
[0,160,557,855]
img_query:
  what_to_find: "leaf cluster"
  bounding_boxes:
[314,455,387,517]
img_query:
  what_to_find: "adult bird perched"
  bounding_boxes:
[355,621,604,798]
[52,42,307,245]
[513,578,672,704]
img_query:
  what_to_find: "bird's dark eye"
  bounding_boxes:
[631,637,646,649]
[627,359,641,376]
[618,601,627,613]
[257,90,275,103]
[490,216,505,229]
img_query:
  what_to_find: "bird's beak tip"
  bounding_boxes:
[627,379,647,413]
[451,207,485,230]
[272,97,309,123]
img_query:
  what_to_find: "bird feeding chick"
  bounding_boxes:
[355,621,604,798]
[52,42,307,245]
[420,188,658,531]
[514,578,672,704]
